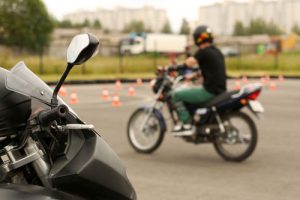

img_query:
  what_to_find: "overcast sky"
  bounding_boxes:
[42,0,247,31]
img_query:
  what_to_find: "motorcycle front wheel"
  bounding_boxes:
[127,108,165,154]
[213,112,257,162]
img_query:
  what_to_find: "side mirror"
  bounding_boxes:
[67,33,99,65]
[51,33,99,108]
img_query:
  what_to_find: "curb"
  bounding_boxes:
[46,78,153,85]
[46,75,300,85]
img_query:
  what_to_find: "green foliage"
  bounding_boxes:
[0,0,55,53]
[0,54,171,75]
[81,19,91,27]
[71,19,91,28]
[233,18,283,36]
[292,24,300,35]
[58,19,73,28]
[93,19,102,29]
[266,21,283,36]
[123,21,146,33]
[248,18,267,35]
[179,18,190,35]
[233,21,246,36]
[58,18,102,29]
[161,21,172,33]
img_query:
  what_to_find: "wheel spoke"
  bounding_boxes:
[128,109,163,152]
[213,112,257,162]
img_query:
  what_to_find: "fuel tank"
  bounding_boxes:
[0,67,31,136]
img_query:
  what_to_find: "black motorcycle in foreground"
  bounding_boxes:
[127,68,264,162]
[0,34,136,199]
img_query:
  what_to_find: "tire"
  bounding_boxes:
[127,108,165,154]
[213,112,257,162]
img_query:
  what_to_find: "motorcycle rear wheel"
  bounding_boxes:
[127,108,165,154]
[213,112,257,162]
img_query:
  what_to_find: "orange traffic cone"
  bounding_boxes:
[101,89,110,100]
[115,80,122,90]
[69,90,79,104]
[112,95,121,107]
[265,75,270,82]
[242,75,248,83]
[234,80,241,90]
[260,76,266,84]
[137,78,143,86]
[278,75,285,82]
[128,86,135,96]
[269,81,277,91]
[59,85,67,97]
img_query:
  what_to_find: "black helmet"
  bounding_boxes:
[193,25,214,46]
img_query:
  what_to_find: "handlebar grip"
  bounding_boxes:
[38,104,69,125]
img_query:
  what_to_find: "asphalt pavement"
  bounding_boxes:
[61,79,300,200]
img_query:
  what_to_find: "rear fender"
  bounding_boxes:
[246,101,264,119]
[216,97,244,112]
[217,96,263,120]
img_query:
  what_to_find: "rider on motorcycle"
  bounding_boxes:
[171,25,227,136]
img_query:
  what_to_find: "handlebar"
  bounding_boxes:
[38,104,69,125]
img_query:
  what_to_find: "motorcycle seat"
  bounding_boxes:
[198,90,239,108]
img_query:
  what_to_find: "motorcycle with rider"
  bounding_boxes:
[127,25,264,162]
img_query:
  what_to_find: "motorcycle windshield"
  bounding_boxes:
[5,61,54,103]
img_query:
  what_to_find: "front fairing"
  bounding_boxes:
[0,67,31,136]
[5,61,53,103]
[4,62,136,199]
[49,124,136,200]
[5,61,79,118]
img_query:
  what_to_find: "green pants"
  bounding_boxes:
[171,86,215,124]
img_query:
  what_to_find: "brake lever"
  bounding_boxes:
[56,124,95,131]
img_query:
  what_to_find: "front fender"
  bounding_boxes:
[142,107,167,134]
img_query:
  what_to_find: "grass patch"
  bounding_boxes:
[1,53,300,80]
[226,53,300,72]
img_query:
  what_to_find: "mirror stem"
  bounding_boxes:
[51,63,73,108]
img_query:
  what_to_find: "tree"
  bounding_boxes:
[292,24,300,35]
[58,19,73,28]
[161,21,172,33]
[0,0,55,53]
[93,19,102,29]
[82,19,91,27]
[266,21,282,36]
[233,21,246,36]
[247,18,268,35]
[180,18,190,35]
[232,19,283,36]
[248,19,282,36]
[123,21,145,33]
